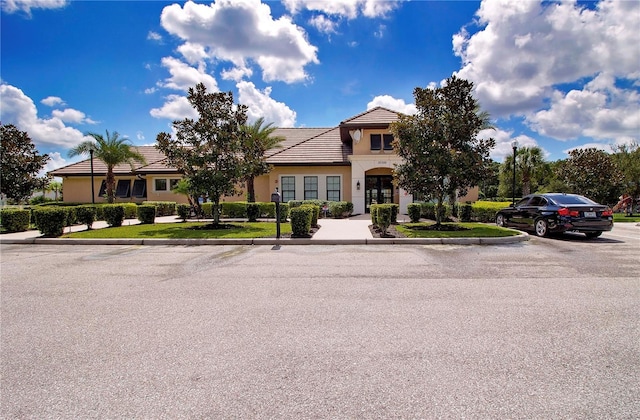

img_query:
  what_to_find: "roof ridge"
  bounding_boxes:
[267,127,338,158]
[339,106,400,125]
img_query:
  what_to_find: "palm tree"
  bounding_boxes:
[517,146,545,196]
[69,130,146,203]
[241,118,285,202]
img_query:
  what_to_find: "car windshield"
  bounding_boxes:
[549,194,597,205]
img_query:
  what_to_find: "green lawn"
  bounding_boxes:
[64,222,292,239]
[613,213,640,223]
[395,222,520,238]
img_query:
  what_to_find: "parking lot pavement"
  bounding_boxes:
[1,233,639,419]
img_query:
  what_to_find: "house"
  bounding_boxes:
[50,107,478,214]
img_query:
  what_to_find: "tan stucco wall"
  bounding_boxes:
[60,176,188,204]
[251,166,352,203]
[352,128,397,157]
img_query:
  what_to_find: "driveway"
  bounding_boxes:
[1,224,638,418]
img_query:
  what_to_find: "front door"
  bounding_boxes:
[365,175,393,213]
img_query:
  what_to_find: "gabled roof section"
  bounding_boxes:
[266,127,351,165]
[49,146,170,176]
[266,127,332,158]
[339,107,401,126]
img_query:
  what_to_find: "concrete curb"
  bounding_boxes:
[1,232,529,246]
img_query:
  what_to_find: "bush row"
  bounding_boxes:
[0,209,31,232]
[288,200,353,219]
[406,201,512,223]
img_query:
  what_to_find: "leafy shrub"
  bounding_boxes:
[458,203,473,222]
[137,205,156,224]
[375,204,397,236]
[470,201,511,223]
[290,206,313,237]
[103,204,125,227]
[201,202,214,218]
[75,205,97,229]
[122,203,138,219]
[287,200,303,209]
[419,202,450,221]
[259,202,276,218]
[177,204,190,222]
[328,201,353,218]
[302,204,320,227]
[370,204,379,226]
[0,209,30,232]
[247,203,260,222]
[278,203,289,222]
[143,201,176,216]
[29,195,55,205]
[407,203,421,223]
[32,207,69,237]
[221,202,247,218]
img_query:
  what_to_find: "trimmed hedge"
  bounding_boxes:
[142,201,176,217]
[290,205,313,237]
[137,205,156,224]
[122,203,138,219]
[328,201,353,218]
[177,204,190,222]
[103,205,125,227]
[370,204,398,235]
[221,202,247,218]
[469,201,511,223]
[407,203,421,223]
[32,207,69,237]
[0,209,30,232]
[75,205,97,229]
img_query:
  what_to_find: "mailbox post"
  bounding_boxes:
[271,188,281,239]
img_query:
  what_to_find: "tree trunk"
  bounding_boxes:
[246,176,255,203]
[213,198,220,225]
[106,167,116,204]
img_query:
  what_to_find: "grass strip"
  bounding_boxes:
[396,222,519,238]
[64,222,292,239]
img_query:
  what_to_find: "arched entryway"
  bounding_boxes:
[364,168,395,213]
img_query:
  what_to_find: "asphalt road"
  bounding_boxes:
[1,224,638,419]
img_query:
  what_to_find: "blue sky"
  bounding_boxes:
[2,0,639,174]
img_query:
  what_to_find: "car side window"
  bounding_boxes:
[515,198,529,207]
[529,197,543,206]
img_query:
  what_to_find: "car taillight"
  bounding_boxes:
[558,208,579,217]
[602,209,613,217]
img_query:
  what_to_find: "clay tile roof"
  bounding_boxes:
[266,127,351,165]
[49,146,169,176]
[339,107,401,126]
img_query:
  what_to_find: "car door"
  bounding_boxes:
[509,197,532,228]
[520,196,545,229]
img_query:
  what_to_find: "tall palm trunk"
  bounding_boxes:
[106,167,116,203]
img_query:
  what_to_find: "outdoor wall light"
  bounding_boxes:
[356,181,361,190]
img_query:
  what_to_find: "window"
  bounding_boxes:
[370,134,381,151]
[115,180,131,198]
[132,179,147,198]
[281,176,295,202]
[155,179,167,191]
[326,176,340,201]
[383,134,394,151]
[304,176,318,200]
[170,179,180,190]
[98,180,107,197]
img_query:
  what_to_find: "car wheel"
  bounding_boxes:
[585,231,602,239]
[496,213,506,227]
[534,218,549,237]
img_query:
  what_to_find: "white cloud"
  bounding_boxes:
[283,0,398,19]
[147,31,163,42]
[0,83,92,149]
[367,95,417,115]
[480,128,542,162]
[41,151,69,175]
[144,87,158,95]
[527,73,640,142]
[158,56,218,92]
[455,0,640,118]
[2,0,67,14]
[237,81,296,127]
[51,108,90,124]
[308,14,338,34]
[221,65,254,82]
[374,24,386,39]
[41,96,65,107]
[149,94,198,120]
[160,0,319,84]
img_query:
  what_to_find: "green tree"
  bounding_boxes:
[156,83,247,225]
[240,117,285,202]
[69,130,146,204]
[391,76,495,225]
[479,160,500,199]
[612,141,640,202]
[0,123,50,203]
[555,148,623,204]
[498,146,548,198]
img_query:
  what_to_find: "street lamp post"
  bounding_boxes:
[511,140,518,206]
[89,148,95,204]
[271,188,281,240]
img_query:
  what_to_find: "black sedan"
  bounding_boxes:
[495,193,613,238]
